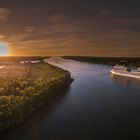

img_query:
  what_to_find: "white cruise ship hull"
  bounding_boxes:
[111,69,140,79]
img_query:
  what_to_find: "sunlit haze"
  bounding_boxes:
[0,42,9,56]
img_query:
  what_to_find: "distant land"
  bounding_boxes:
[63,56,140,67]
[0,56,140,67]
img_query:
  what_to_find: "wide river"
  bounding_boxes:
[2,57,140,140]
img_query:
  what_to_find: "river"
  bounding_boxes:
[2,57,140,140]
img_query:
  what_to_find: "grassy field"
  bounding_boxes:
[0,64,26,80]
[0,61,72,132]
[0,63,67,80]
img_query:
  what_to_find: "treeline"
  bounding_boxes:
[63,56,140,67]
[0,64,72,132]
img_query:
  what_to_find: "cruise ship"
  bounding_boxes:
[110,65,140,79]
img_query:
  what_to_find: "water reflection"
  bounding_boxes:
[111,73,140,87]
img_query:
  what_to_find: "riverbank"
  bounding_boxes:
[63,56,140,67]
[0,62,72,132]
[1,58,140,140]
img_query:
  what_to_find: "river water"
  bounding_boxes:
[2,57,140,140]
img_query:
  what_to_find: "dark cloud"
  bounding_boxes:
[0,8,10,22]
[0,0,140,56]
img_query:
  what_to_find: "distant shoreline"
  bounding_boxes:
[63,56,140,67]
[0,56,140,66]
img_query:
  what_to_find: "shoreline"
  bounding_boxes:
[0,77,73,137]
[0,63,73,133]
[63,56,140,66]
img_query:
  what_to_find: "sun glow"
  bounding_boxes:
[0,42,9,56]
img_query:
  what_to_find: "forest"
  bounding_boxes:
[0,60,72,132]
[63,56,140,67]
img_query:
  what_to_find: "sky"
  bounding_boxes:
[0,0,140,56]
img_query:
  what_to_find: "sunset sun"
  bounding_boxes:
[0,42,9,56]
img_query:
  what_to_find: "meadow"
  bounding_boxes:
[0,60,72,132]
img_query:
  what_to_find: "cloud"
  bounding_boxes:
[0,8,10,22]
[26,26,35,32]
[7,14,140,47]
[0,34,6,39]
[4,12,140,56]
